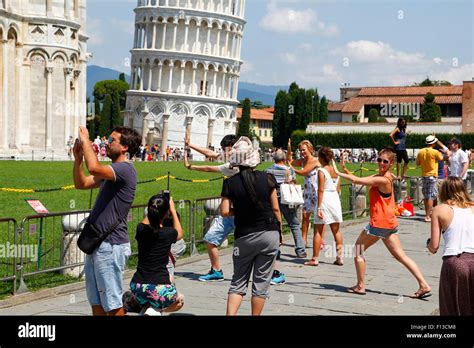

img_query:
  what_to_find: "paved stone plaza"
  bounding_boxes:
[0,213,442,316]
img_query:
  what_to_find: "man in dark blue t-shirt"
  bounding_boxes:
[73,126,141,316]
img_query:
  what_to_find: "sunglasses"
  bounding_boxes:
[377,158,390,164]
[108,136,114,144]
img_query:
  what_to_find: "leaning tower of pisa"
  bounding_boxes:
[0,0,88,159]
[124,0,246,155]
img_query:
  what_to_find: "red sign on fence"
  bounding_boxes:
[25,199,49,214]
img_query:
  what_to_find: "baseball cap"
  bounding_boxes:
[448,137,462,146]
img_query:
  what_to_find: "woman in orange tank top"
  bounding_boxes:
[333,148,431,298]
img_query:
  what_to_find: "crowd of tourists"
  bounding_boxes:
[71,118,473,316]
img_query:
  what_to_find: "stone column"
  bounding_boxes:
[180,62,185,93]
[221,70,226,98]
[233,74,239,99]
[65,0,72,19]
[139,65,144,90]
[207,118,215,147]
[141,106,150,145]
[227,73,233,99]
[47,0,52,15]
[161,23,167,49]
[147,64,153,91]
[206,25,211,54]
[195,25,200,53]
[212,69,218,97]
[191,67,196,94]
[168,62,174,92]
[224,30,229,57]
[64,67,73,147]
[157,63,163,91]
[202,68,208,96]
[152,22,157,49]
[143,23,148,49]
[172,19,178,50]
[183,23,189,51]
[2,39,8,151]
[73,70,81,136]
[132,65,138,89]
[45,64,54,149]
[161,114,170,153]
[215,29,221,56]
[220,0,224,12]
[14,43,23,150]
[241,0,246,17]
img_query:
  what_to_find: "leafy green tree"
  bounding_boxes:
[119,73,126,82]
[111,91,123,130]
[238,98,251,138]
[420,92,442,122]
[93,80,129,110]
[99,94,112,136]
[413,77,452,86]
[368,108,379,123]
[319,96,328,123]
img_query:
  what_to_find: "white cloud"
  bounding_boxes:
[280,52,297,64]
[433,57,443,65]
[87,18,104,46]
[340,40,426,65]
[431,64,474,84]
[259,6,339,35]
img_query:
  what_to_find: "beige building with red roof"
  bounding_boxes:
[237,107,274,142]
[307,81,474,134]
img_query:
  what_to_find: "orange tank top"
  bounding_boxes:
[369,176,398,229]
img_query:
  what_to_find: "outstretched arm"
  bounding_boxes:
[185,135,219,159]
[184,147,221,172]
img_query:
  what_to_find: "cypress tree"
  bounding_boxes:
[238,98,251,138]
[319,96,329,123]
[273,90,288,148]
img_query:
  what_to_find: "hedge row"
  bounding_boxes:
[291,130,474,150]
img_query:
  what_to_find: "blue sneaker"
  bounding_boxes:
[270,271,285,285]
[199,268,224,282]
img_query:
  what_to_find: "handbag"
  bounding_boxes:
[77,218,122,255]
[280,183,304,205]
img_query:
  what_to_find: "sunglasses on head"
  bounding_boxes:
[377,158,390,164]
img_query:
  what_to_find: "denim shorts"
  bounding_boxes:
[364,224,398,239]
[203,215,235,246]
[85,242,131,312]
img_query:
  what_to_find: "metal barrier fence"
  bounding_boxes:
[0,218,18,292]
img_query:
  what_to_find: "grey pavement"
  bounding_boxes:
[0,213,442,316]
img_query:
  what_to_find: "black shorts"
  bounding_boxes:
[396,150,409,164]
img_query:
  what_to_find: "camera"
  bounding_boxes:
[161,190,170,200]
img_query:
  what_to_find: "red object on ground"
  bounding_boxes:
[402,197,414,216]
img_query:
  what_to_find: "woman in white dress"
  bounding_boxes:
[305,147,344,266]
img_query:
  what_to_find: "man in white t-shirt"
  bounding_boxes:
[447,138,469,181]
[183,134,239,282]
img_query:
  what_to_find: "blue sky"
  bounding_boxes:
[87,0,473,100]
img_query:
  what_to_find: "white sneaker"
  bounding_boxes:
[140,306,162,316]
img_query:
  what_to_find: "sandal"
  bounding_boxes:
[333,258,344,266]
[347,286,366,295]
[304,259,319,266]
[410,289,432,299]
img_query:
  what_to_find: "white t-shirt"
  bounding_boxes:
[449,149,468,179]
[218,163,239,177]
